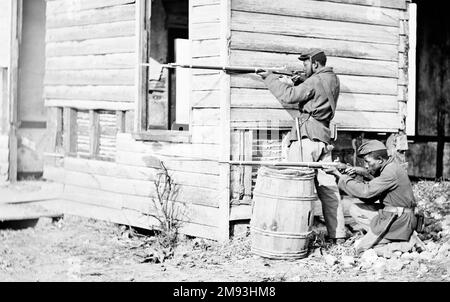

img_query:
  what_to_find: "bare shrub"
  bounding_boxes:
[147,162,185,249]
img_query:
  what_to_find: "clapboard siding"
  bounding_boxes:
[232,11,399,45]
[232,0,401,27]
[63,156,220,191]
[44,86,135,102]
[45,1,136,112]
[46,37,135,57]
[190,0,223,152]
[198,73,398,95]
[45,69,134,86]
[230,50,398,78]
[46,53,135,71]
[46,4,135,29]
[191,3,220,23]
[47,0,135,15]
[46,20,135,42]
[230,108,401,131]
[193,88,398,113]
[231,33,398,62]
[229,0,406,132]
[115,150,220,175]
[117,133,220,161]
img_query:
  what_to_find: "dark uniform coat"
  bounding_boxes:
[264,66,340,144]
[338,157,417,241]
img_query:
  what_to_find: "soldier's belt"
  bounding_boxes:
[382,206,415,215]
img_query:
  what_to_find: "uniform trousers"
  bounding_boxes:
[349,203,392,253]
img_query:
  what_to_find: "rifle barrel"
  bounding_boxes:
[156,63,295,76]
[226,160,346,169]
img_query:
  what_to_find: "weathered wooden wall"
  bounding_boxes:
[42,0,227,240]
[44,0,136,111]
[226,0,408,132]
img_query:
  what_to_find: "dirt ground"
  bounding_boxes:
[1,181,449,282]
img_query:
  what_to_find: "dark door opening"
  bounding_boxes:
[408,0,450,180]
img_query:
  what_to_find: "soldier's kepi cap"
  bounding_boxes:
[298,48,326,61]
[357,140,387,158]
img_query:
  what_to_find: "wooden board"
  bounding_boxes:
[45,99,134,111]
[191,89,398,112]
[116,133,220,161]
[325,0,406,10]
[0,203,63,221]
[46,4,135,29]
[192,0,220,6]
[115,150,220,175]
[192,108,221,126]
[0,182,64,204]
[229,108,401,131]
[44,69,134,86]
[44,85,134,102]
[231,50,398,78]
[194,73,398,95]
[46,53,135,70]
[39,199,221,240]
[46,37,135,57]
[63,157,221,190]
[61,185,220,226]
[231,11,399,45]
[231,32,398,62]
[191,22,220,40]
[232,0,400,27]
[191,39,220,58]
[191,4,220,23]
[46,20,135,42]
[44,165,220,208]
[47,0,136,15]
[191,125,220,144]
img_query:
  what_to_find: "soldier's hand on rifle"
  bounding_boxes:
[291,71,307,86]
[256,69,272,80]
[322,165,342,178]
[279,75,295,86]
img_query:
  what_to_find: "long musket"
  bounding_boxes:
[143,62,305,81]
[224,160,349,170]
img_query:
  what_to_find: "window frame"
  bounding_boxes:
[134,0,192,143]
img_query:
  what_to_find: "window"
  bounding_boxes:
[134,0,190,142]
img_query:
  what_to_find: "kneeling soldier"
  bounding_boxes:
[324,140,417,254]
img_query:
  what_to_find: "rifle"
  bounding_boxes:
[227,161,374,180]
[225,160,349,170]
[144,61,306,82]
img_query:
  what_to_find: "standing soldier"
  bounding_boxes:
[257,49,347,243]
[323,140,418,254]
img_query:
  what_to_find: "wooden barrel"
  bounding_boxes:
[250,166,317,259]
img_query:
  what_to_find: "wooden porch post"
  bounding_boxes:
[218,0,231,242]
[8,0,22,182]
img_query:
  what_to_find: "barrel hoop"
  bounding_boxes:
[258,171,315,181]
[251,225,312,239]
[253,191,317,202]
[251,246,308,259]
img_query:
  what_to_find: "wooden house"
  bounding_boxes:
[3,0,447,241]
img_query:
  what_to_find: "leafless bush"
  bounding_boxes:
[148,161,185,249]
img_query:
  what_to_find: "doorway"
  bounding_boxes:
[16,0,47,179]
